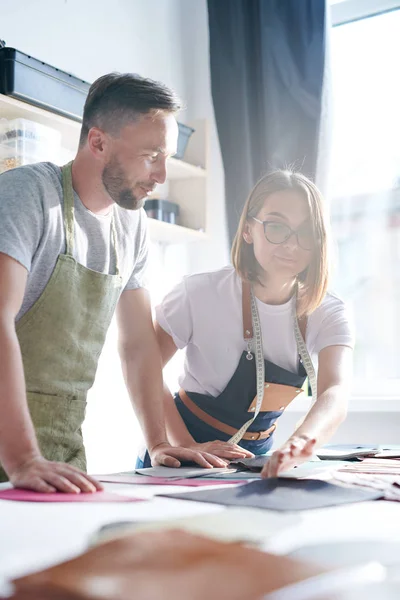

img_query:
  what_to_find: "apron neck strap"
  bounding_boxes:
[111,218,121,277]
[61,162,75,257]
[61,162,121,277]
[242,280,253,341]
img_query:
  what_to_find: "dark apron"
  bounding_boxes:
[174,353,307,454]
[136,282,307,469]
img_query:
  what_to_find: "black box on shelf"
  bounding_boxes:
[0,47,90,122]
[176,122,195,160]
[144,199,180,225]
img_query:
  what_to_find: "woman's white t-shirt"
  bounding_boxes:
[155,266,354,397]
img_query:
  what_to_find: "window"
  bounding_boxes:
[330,7,400,398]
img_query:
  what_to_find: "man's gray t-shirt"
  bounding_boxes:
[0,162,149,321]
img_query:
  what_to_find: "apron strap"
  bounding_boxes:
[61,162,121,276]
[242,280,253,340]
[61,162,75,257]
[111,216,121,277]
[229,283,265,444]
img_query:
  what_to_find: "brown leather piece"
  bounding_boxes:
[179,389,275,440]
[247,382,304,413]
[11,529,330,600]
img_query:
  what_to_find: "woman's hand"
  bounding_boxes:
[188,441,254,461]
[149,442,228,468]
[261,436,316,478]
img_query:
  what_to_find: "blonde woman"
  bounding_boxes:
[139,170,354,477]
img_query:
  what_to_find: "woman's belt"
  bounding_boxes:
[178,389,276,441]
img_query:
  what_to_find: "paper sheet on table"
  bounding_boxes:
[203,461,344,480]
[279,461,347,479]
[135,466,236,479]
[90,507,301,547]
[339,459,400,475]
[316,447,380,460]
[160,478,382,511]
[94,474,244,486]
[0,488,143,503]
[331,471,400,501]
[203,471,262,480]
[231,455,269,470]
[368,451,400,459]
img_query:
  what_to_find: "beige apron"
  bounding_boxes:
[0,163,123,481]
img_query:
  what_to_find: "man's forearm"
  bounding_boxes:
[0,319,41,474]
[120,342,169,451]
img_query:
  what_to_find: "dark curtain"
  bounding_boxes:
[207,0,326,244]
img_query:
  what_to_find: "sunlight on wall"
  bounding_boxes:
[83,241,189,474]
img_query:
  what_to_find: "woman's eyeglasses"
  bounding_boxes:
[252,217,315,251]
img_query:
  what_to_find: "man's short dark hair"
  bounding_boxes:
[79,72,182,146]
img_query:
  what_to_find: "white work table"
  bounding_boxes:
[1,481,400,597]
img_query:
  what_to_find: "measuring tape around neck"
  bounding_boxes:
[229,282,317,445]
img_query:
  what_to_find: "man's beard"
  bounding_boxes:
[102,157,143,211]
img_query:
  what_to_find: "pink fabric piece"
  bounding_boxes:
[0,488,143,503]
[95,474,246,486]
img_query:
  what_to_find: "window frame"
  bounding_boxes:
[328,1,400,408]
[330,0,400,27]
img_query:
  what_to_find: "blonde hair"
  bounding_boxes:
[231,170,329,317]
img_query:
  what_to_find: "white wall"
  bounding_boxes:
[1,0,229,473]
[177,0,230,274]
[274,409,400,447]
[0,0,186,94]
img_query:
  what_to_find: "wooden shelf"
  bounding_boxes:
[167,157,206,180]
[0,94,81,154]
[0,95,209,244]
[147,218,206,244]
[0,94,206,178]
